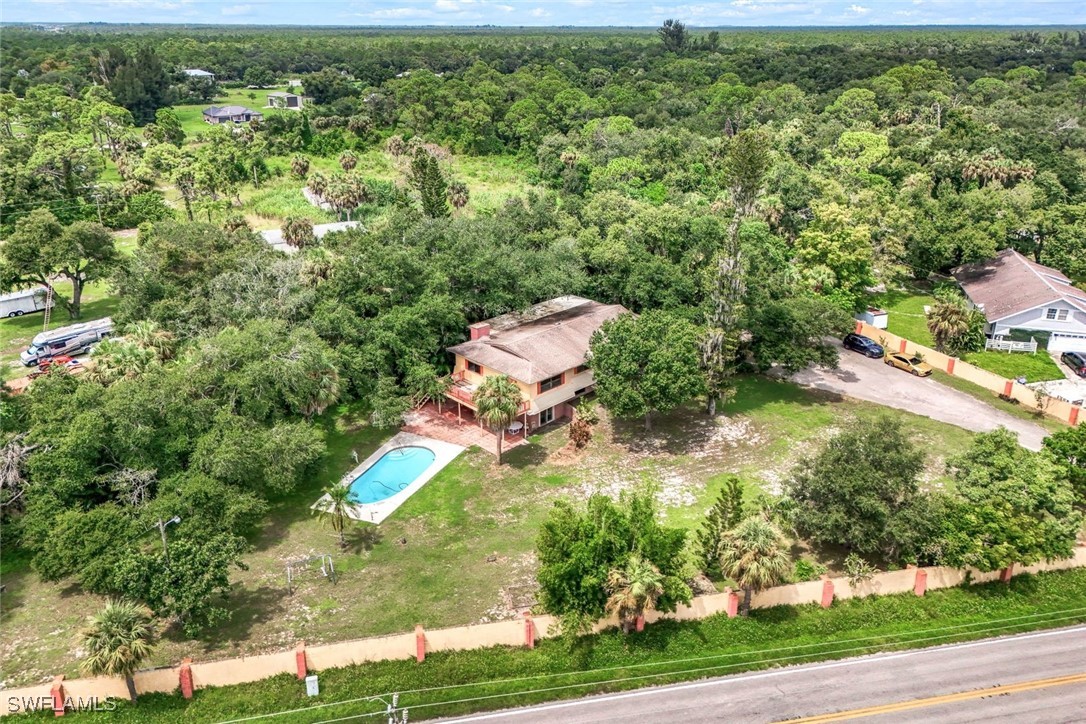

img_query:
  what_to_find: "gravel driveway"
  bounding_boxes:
[792,345,1048,451]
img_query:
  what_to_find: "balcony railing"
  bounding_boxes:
[444,371,529,414]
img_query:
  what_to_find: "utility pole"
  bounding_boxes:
[151,516,181,564]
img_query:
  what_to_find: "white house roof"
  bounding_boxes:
[183,68,214,77]
[952,249,1086,321]
[203,105,262,117]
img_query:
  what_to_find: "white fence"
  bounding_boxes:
[985,336,1038,354]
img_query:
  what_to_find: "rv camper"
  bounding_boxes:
[20,318,113,366]
[0,287,53,318]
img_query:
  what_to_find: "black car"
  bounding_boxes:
[1061,352,1086,377]
[843,333,884,358]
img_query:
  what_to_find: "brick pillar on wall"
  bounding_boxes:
[295,642,307,680]
[947,358,956,375]
[635,615,645,632]
[179,658,194,699]
[1001,564,1015,583]
[820,576,834,608]
[899,340,907,354]
[914,568,928,596]
[523,613,535,649]
[415,625,426,663]
[1071,407,1081,426]
[50,676,65,717]
[725,588,739,618]
[1003,380,1013,397]
[854,321,863,334]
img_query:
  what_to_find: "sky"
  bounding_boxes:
[4,0,1083,27]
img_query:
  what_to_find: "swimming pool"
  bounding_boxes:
[347,446,437,504]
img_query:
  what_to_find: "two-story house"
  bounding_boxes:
[953,248,1086,353]
[445,296,628,432]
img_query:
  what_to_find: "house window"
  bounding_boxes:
[575,364,589,374]
[467,361,482,374]
[538,374,563,393]
[539,407,555,426]
[1046,308,1069,321]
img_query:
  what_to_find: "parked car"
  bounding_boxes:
[843,333,884,358]
[1061,352,1086,378]
[885,352,933,377]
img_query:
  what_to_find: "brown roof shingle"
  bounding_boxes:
[448,296,628,384]
[952,249,1086,321]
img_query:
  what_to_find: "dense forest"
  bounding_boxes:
[2,24,1085,649]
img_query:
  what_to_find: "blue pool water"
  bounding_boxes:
[347,446,437,504]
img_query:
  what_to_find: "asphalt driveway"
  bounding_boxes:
[792,344,1048,451]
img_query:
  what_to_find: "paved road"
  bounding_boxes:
[791,345,1048,451]
[438,626,1086,723]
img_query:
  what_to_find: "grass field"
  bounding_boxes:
[959,350,1065,383]
[0,377,981,687]
[21,568,1086,722]
[172,86,293,137]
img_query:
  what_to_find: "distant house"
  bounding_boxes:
[202,105,263,124]
[446,296,628,432]
[952,248,1086,353]
[183,68,215,80]
[266,91,305,110]
[286,79,303,88]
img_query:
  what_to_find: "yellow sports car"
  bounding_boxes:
[884,352,933,377]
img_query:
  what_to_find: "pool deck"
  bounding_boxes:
[313,431,464,524]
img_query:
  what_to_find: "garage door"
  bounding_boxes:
[1049,333,1086,353]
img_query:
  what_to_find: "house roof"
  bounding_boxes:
[267,91,301,98]
[447,296,628,384]
[203,105,262,117]
[952,249,1086,321]
[183,69,214,77]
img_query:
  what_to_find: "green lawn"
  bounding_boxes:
[173,86,293,137]
[959,350,1065,383]
[22,568,1086,722]
[0,377,982,686]
[931,370,1068,433]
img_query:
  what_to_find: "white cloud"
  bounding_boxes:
[848,4,869,13]
[529,6,550,17]
[221,4,253,16]
[434,0,460,10]
[495,3,515,10]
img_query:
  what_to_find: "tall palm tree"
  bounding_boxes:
[926,295,972,353]
[338,150,358,172]
[472,374,523,465]
[80,600,157,702]
[447,180,469,212]
[313,484,354,549]
[290,154,310,179]
[718,516,792,616]
[606,553,665,633]
[307,171,329,199]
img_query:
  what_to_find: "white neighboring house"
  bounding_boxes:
[183,68,215,80]
[952,248,1086,353]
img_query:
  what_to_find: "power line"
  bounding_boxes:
[214,606,1086,724]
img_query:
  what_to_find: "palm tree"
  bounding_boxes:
[606,553,665,633]
[447,180,469,212]
[290,154,310,179]
[126,320,176,362]
[306,171,328,199]
[80,600,157,702]
[717,516,792,616]
[472,374,523,465]
[926,295,972,353]
[338,150,358,172]
[282,216,316,248]
[313,484,354,550]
